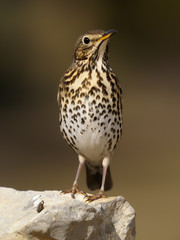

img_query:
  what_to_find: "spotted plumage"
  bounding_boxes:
[57,29,122,201]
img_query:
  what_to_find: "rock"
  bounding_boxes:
[0,187,136,240]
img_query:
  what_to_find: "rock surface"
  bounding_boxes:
[0,187,136,240]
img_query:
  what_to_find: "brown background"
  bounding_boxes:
[0,1,180,240]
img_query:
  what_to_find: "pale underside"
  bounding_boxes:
[59,63,121,165]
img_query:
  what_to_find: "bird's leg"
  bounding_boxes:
[71,155,86,198]
[61,155,86,198]
[86,157,109,202]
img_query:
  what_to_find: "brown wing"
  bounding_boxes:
[57,64,78,126]
[57,77,63,106]
[108,68,123,136]
[57,63,76,106]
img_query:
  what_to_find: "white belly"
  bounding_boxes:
[61,99,120,164]
[75,121,110,162]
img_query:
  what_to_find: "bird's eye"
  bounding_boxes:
[83,37,90,44]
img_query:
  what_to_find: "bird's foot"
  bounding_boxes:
[85,190,107,202]
[61,184,86,199]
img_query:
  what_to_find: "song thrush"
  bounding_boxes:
[57,29,123,201]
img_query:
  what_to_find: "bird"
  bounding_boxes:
[57,29,123,201]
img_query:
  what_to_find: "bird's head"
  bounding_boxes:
[74,29,117,62]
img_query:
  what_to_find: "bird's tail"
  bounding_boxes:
[85,163,113,191]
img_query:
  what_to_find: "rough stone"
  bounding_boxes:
[0,187,136,240]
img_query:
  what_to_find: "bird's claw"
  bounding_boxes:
[61,187,107,202]
[85,190,107,202]
[61,184,86,199]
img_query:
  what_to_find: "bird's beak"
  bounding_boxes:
[95,29,117,43]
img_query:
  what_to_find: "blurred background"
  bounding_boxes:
[0,1,180,239]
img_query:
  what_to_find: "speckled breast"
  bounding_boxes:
[58,65,122,163]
